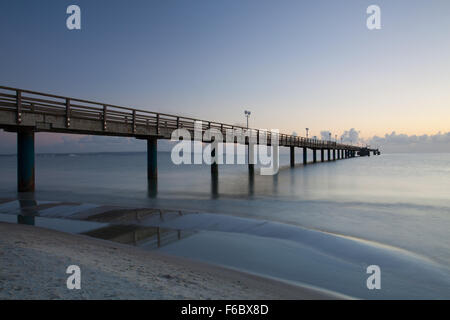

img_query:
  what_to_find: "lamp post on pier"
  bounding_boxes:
[244,110,251,128]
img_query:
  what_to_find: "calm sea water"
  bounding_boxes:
[1,151,450,297]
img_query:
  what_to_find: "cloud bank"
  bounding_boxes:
[367,131,450,153]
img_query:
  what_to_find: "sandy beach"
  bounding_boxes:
[0,222,337,299]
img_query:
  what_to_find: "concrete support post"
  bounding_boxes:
[333,149,336,160]
[327,149,331,161]
[211,143,218,177]
[290,146,295,168]
[313,149,317,163]
[320,149,324,162]
[248,140,255,174]
[147,138,158,181]
[303,147,307,165]
[211,142,219,198]
[17,130,35,192]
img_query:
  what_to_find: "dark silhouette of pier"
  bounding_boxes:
[0,86,380,192]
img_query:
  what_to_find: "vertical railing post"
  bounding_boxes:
[156,114,160,135]
[132,110,136,133]
[65,98,71,128]
[16,90,22,124]
[103,105,107,131]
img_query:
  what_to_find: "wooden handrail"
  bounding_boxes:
[0,85,365,149]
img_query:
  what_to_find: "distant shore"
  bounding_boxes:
[0,222,338,299]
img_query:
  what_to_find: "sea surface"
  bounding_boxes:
[1,151,449,298]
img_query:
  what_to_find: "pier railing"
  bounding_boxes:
[0,86,356,150]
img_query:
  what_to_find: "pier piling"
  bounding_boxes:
[303,147,307,165]
[147,138,158,181]
[290,146,295,167]
[17,129,35,192]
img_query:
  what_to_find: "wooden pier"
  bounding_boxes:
[0,86,380,192]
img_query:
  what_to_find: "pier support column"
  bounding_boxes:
[248,141,255,174]
[211,157,218,176]
[327,149,331,161]
[313,149,317,163]
[333,149,336,160]
[303,147,307,165]
[248,167,254,196]
[211,144,219,198]
[17,130,35,192]
[290,147,295,167]
[211,143,219,177]
[320,149,324,162]
[147,138,158,181]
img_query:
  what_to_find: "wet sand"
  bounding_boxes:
[0,222,338,299]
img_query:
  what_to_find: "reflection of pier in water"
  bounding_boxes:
[82,224,192,249]
[0,198,196,249]
[81,208,195,248]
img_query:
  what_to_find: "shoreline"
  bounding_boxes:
[1,196,449,299]
[0,222,339,299]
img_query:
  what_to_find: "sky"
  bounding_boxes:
[1,0,449,153]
